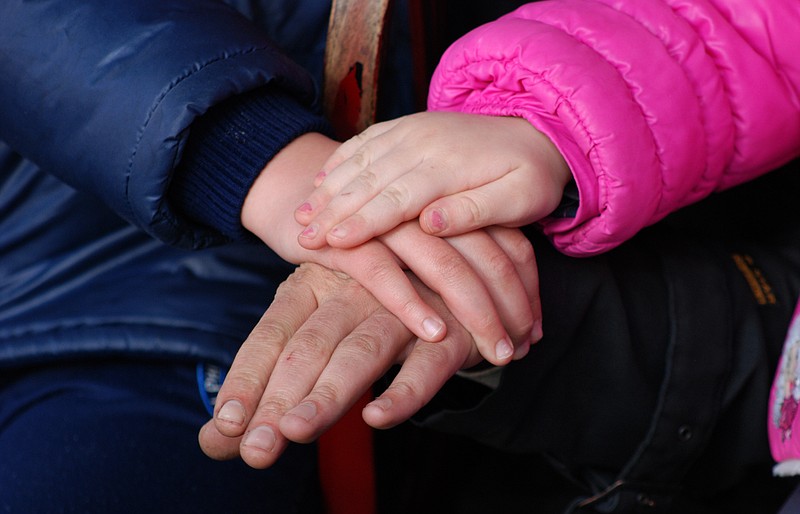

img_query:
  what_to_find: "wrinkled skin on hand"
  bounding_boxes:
[198,262,497,470]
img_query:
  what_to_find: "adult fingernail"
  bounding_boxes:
[531,319,543,342]
[367,397,392,412]
[243,426,276,453]
[217,400,245,426]
[513,339,531,360]
[287,402,317,422]
[422,317,444,339]
[495,337,514,361]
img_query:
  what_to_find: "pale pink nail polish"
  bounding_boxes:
[300,224,318,239]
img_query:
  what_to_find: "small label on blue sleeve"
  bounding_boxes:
[197,362,227,417]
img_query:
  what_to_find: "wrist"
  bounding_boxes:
[242,132,340,260]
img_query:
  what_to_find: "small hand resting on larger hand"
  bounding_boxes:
[242,133,542,366]
[198,261,503,469]
[294,111,571,249]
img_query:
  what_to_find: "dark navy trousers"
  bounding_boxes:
[0,359,321,514]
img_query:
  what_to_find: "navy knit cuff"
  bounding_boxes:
[171,87,331,242]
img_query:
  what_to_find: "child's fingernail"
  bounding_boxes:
[422,317,444,339]
[495,337,514,361]
[297,202,313,214]
[242,426,276,453]
[217,400,245,426]
[329,225,347,240]
[427,209,447,232]
[300,223,318,239]
[314,171,327,186]
[287,402,317,422]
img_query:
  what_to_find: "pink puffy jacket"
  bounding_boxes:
[428,0,800,257]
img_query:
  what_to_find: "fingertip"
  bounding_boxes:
[421,317,446,342]
[279,403,320,444]
[513,339,531,361]
[240,426,282,469]
[325,217,373,249]
[215,399,246,436]
[422,207,448,235]
[325,224,362,249]
[297,224,327,250]
[531,318,543,343]
[198,421,242,461]
[295,202,315,224]
[494,336,514,363]
[362,397,399,430]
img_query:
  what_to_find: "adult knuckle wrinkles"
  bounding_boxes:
[227,368,268,391]
[279,339,328,366]
[361,260,397,286]
[312,382,343,404]
[390,379,423,401]
[486,251,517,281]
[346,332,381,356]
[508,236,535,266]
[436,256,466,282]
[257,397,294,416]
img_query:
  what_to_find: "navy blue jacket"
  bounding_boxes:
[0,0,338,366]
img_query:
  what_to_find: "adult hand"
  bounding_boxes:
[198,258,530,469]
[243,133,541,364]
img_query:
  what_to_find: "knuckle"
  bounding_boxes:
[360,258,399,287]
[506,234,536,267]
[435,254,468,283]
[388,378,424,405]
[221,368,268,399]
[352,168,380,192]
[310,382,344,406]
[349,149,372,170]
[461,195,490,226]
[484,249,518,283]
[278,335,329,367]
[254,396,295,418]
[378,184,410,211]
[248,323,294,357]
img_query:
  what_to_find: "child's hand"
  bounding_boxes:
[295,111,571,249]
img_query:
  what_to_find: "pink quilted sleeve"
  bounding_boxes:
[428,0,800,256]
